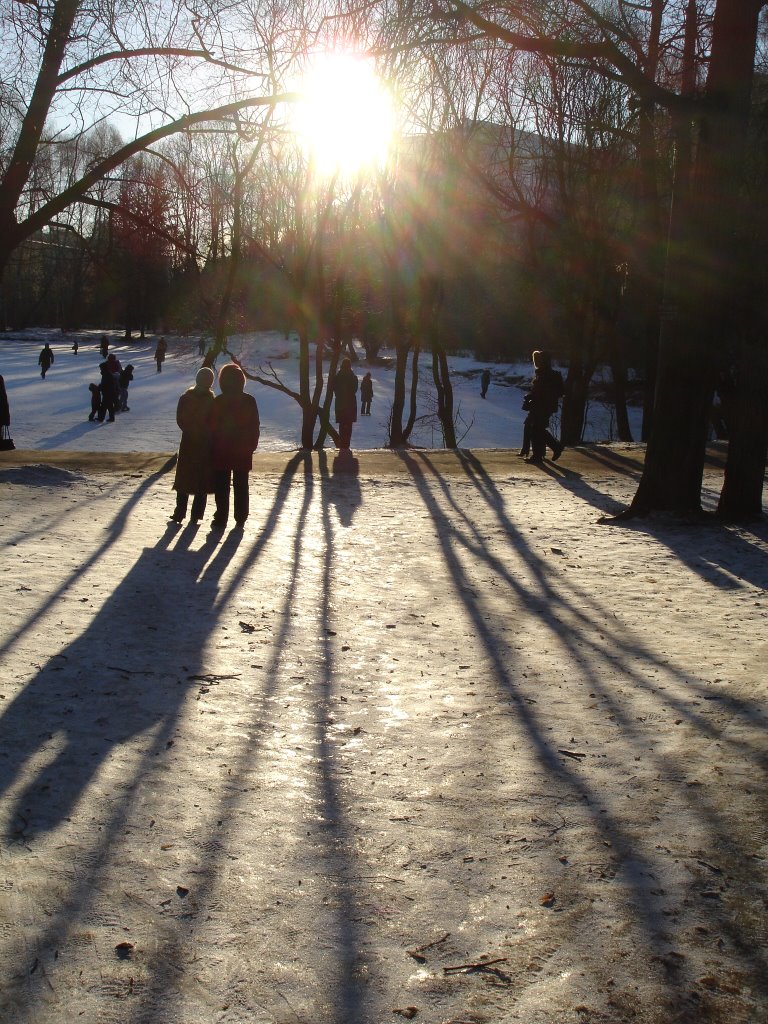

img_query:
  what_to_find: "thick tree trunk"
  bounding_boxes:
[561,350,591,446]
[718,336,768,520]
[389,342,410,447]
[402,346,420,442]
[610,358,633,442]
[432,348,457,448]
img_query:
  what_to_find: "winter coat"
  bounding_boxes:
[209,391,260,473]
[334,365,359,424]
[99,362,118,400]
[119,366,134,387]
[528,367,563,417]
[361,375,373,402]
[0,375,9,427]
[39,346,54,368]
[173,386,215,494]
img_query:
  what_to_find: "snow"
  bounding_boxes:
[0,329,643,452]
[0,330,766,1024]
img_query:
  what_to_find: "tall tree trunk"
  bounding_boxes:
[389,339,410,448]
[403,345,421,441]
[561,347,593,446]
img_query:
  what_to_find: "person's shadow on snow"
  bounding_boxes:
[317,449,361,528]
[0,528,227,842]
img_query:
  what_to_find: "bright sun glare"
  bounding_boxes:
[294,53,395,178]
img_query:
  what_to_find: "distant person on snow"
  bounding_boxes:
[170,367,216,524]
[481,368,491,398]
[209,363,260,529]
[88,383,100,421]
[360,372,373,415]
[38,343,54,379]
[333,358,359,448]
[154,337,167,373]
[71,337,79,354]
[523,349,564,464]
[99,335,109,359]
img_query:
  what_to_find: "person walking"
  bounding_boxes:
[480,367,491,398]
[99,335,109,359]
[523,349,564,464]
[170,367,216,524]
[38,343,54,378]
[154,337,167,373]
[209,363,260,529]
[71,337,79,354]
[333,358,359,448]
[360,372,373,415]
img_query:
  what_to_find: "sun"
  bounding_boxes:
[294,53,395,178]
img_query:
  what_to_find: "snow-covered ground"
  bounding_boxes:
[0,329,642,453]
[0,330,765,1024]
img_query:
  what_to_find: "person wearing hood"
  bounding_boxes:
[208,363,260,529]
[333,358,359,448]
[170,367,216,523]
[38,343,54,378]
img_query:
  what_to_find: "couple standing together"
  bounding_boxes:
[172,363,259,529]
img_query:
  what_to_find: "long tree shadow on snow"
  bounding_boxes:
[0,454,311,1020]
[398,449,768,1018]
[123,451,366,1024]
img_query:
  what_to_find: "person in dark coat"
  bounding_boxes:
[208,363,260,529]
[88,383,100,420]
[118,364,134,411]
[38,344,54,378]
[360,372,373,415]
[0,375,9,428]
[97,360,117,421]
[480,368,491,398]
[99,335,109,359]
[171,367,216,523]
[0,374,12,449]
[154,337,167,373]
[71,337,79,354]
[333,358,359,448]
[524,349,564,463]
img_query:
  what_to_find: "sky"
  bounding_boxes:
[0,329,643,454]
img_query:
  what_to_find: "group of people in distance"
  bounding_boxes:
[89,338,134,422]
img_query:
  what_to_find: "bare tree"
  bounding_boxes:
[0,0,299,277]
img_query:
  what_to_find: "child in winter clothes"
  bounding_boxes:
[118,365,134,411]
[88,383,100,420]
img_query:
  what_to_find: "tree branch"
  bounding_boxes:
[58,47,261,85]
[15,91,300,243]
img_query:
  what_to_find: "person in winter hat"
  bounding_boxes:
[171,367,216,524]
[88,383,100,421]
[209,363,260,529]
[333,358,359,448]
[524,349,564,464]
[360,372,373,415]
